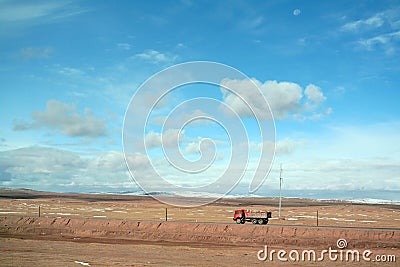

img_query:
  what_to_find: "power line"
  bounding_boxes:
[278,163,283,218]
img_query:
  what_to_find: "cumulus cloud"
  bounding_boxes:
[185,142,201,154]
[304,84,326,106]
[135,49,177,64]
[0,146,84,188]
[13,100,107,138]
[144,129,184,149]
[221,78,329,120]
[184,138,219,155]
[0,146,133,191]
[3,122,400,192]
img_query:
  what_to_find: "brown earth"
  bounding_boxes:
[1,216,399,248]
[0,189,399,266]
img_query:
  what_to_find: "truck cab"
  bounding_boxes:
[233,210,245,222]
[233,209,271,225]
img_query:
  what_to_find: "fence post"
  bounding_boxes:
[165,208,167,222]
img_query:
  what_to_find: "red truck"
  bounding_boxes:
[233,209,272,224]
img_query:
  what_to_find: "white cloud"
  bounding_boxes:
[304,84,326,106]
[0,147,133,192]
[237,15,264,32]
[0,1,86,23]
[276,139,305,154]
[145,129,184,149]
[185,142,201,154]
[250,138,305,155]
[342,14,384,32]
[2,121,400,192]
[0,137,9,150]
[117,43,133,50]
[0,2,63,22]
[297,37,306,46]
[175,43,186,49]
[57,66,85,76]
[341,10,400,54]
[150,109,210,127]
[13,100,107,138]
[275,158,400,190]
[273,121,400,190]
[357,31,400,51]
[21,47,53,60]
[293,9,301,16]
[248,16,264,28]
[221,78,329,120]
[135,49,177,64]
[184,138,219,155]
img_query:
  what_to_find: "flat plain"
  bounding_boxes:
[0,189,399,266]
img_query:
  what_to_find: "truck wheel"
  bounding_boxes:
[252,219,258,224]
[241,219,245,224]
[236,218,242,224]
[258,219,264,225]
[263,219,268,224]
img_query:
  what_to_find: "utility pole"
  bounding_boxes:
[278,163,283,218]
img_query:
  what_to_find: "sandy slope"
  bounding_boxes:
[1,216,399,248]
[0,216,399,266]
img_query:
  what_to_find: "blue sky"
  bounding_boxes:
[0,0,399,196]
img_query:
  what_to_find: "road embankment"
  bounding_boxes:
[0,216,398,249]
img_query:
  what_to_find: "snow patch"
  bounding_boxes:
[74,261,90,266]
[350,198,400,205]
[112,210,127,213]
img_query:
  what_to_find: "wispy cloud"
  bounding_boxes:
[20,47,53,60]
[237,15,265,33]
[341,10,400,54]
[56,66,85,76]
[135,49,178,64]
[0,0,86,23]
[117,43,133,51]
[357,31,400,51]
[342,15,384,32]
